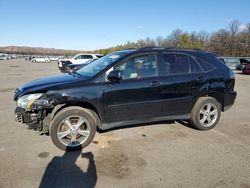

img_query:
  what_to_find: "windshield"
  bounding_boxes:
[76,51,128,77]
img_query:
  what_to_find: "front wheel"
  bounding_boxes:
[190,97,221,130]
[49,106,97,151]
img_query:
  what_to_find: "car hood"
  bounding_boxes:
[239,58,249,64]
[16,73,89,99]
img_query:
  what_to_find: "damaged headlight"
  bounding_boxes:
[17,93,43,109]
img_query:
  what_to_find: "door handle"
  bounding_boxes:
[150,81,161,87]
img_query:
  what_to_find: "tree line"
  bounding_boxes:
[94,20,250,57]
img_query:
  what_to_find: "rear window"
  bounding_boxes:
[195,58,215,72]
[189,56,203,73]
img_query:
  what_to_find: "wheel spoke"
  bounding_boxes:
[200,108,206,115]
[71,134,77,144]
[206,103,212,112]
[210,109,218,116]
[75,117,85,129]
[78,130,89,137]
[207,116,212,125]
[65,117,74,130]
[58,130,71,139]
[200,116,207,124]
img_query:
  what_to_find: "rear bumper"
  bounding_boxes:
[223,91,237,111]
[243,69,250,74]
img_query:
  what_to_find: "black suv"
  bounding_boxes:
[14,47,237,151]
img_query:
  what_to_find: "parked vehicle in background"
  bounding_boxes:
[0,55,11,60]
[242,64,250,75]
[219,57,240,69]
[31,57,50,63]
[235,58,250,70]
[58,54,103,72]
[0,55,5,60]
[49,57,59,61]
[14,47,237,151]
[65,59,96,73]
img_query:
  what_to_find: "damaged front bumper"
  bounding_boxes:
[15,107,33,123]
[15,106,50,132]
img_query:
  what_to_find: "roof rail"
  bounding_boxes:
[122,48,138,50]
[134,46,205,52]
[136,46,164,50]
[164,46,204,51]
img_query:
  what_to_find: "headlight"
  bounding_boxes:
[17,93,43,109]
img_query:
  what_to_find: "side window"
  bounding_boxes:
[83,55,93,59]
[75,55,82,60]
[162,53,189,75]
[114,54,157,80]
[189,56,203,73]
[195,58,214,71]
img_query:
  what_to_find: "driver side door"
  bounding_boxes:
[103,53,162,124]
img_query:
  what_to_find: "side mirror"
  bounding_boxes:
[107,70,122,82]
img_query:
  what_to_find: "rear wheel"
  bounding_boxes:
[190,97,221,130]
[50,106,96,151]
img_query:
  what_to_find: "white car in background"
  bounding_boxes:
[31,57,50,63]
[49,57,59,61]
[58,54,103,72]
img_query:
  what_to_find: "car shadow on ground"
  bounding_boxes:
[39,150,97,188]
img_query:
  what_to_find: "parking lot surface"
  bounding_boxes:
[0,59,249,188]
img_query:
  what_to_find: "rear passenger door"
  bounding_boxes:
[159,52,208,116]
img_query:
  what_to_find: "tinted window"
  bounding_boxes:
[189,56,202,73]
[115,54,157,80]
[75,55,82,59]
[83,55,93,59]
[195,58,214,71]
[162,53,189,75]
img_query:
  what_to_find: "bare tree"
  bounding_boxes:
[169,29,183,47]
[228,20,240,36]
[94,20,250,56]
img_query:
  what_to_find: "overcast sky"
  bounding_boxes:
[0,0,250,50]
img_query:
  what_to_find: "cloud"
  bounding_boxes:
[136,25,144,29]
[239,24,247,31]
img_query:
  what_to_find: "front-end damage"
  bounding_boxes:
[14,92,65,134]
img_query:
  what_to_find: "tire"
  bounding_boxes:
[49,106,97,151]
[190,97,221,130]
